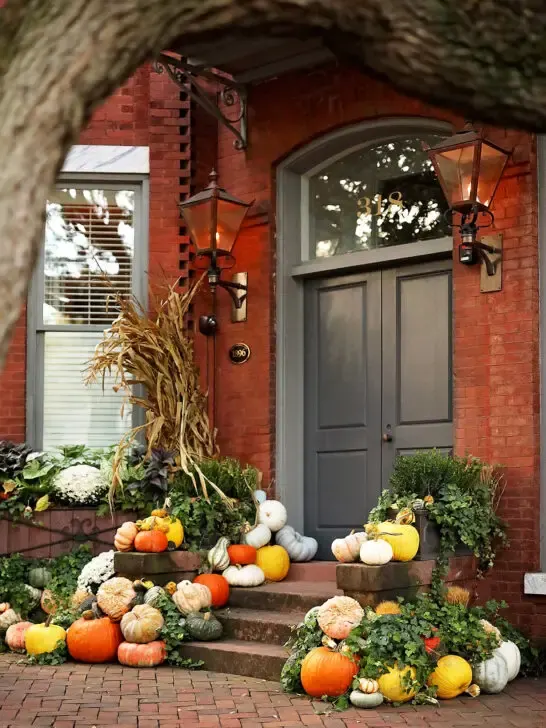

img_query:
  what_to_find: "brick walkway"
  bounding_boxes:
[0,654,545,728]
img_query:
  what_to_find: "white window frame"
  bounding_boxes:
[26,171,149,449]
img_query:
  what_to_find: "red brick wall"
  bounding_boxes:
[0,64,188,441]
[209,61,543,632]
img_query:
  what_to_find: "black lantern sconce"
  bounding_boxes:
[179,170,253,332]
[425,123,510,291]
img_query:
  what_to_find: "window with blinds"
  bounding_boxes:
[31,184,143,449]
[44,188,134,325]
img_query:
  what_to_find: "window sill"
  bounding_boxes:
[523,572,546,595]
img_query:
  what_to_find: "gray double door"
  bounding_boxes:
[304,259,452,559]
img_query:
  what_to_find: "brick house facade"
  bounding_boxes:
[1,55,545,635]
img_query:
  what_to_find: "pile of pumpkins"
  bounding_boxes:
[1,574,229,666]
[207,497,319,587]
[331,513,421,566]
[114,509,184,553]
[295,594,522,708]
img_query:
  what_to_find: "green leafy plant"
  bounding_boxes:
[280,611,323,694]
[0,553,32,616]
[26,640,67,665]
[156,592,203,669]
[473,600,546,677]
[169,484,256,552]
[0,546,93,619]
[369,451,507,578]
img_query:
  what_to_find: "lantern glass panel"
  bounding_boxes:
[476,142,508,208]
[181,199,215,253]
[433,143,478,209]
[216,199,249,254]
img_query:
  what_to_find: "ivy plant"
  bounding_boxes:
[156,592,203,669]
[280,611,323,694]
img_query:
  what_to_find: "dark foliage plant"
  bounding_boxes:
[0,441,33,481]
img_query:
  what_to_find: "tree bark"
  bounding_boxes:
[1,0,546,367]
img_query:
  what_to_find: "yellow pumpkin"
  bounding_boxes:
[377,664,417,703]
[428,655,472,699]
[25,622,66,656]
[255,545,290,582]
[165,517,184,548]
[378,522,419,562]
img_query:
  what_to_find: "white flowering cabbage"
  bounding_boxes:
[52,464,108,505]
[77,550,115,592]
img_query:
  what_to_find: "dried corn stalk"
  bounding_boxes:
[86,278,222,506]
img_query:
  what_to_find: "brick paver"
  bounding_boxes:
[1,654,546,727]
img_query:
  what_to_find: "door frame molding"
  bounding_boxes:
[276,117,454,532]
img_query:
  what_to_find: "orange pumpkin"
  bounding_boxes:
[67,612,123,663]
[118,640,166,667]
[301,647,358,698]
[134,530,168,553]
[227,544,257,565]
[193,574,230,608]
[5,621,33,652]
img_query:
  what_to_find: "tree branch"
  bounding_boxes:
[1,0,546,368]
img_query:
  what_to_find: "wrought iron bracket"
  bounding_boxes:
[154,52,248,150]
[217,278,247,309]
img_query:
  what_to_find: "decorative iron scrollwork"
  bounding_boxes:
[154,52,248,151]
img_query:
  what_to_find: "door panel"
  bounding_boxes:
[304,272,382,558]
[381,261,453,487]
[303,260,453,556]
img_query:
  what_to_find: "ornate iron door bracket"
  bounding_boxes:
[154,52,248,150]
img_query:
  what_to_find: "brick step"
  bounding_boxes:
[180,639,287,681]
[285,561,337,582]
[229,580,340,612]
[216,607,305,645]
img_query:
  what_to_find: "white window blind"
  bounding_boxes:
[42,332,132,450]
[35,185,140,449]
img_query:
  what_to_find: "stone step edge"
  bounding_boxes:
[179,638,288,681]
[216,607,306,625]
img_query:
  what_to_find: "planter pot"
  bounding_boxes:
[387,508,471,561]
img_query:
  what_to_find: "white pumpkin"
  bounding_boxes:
[172,580,212,615]
[258,500,287,532]
[243,523,272,549]
[0,609,20,635]
[222,564,265,587]
[496,641,521,682]
[359,678,379,694]
[253,489,267,504]
[349,690,384,708]
[473,652,509,694]
[275,526,318,562]
[360,538,393,566]
[331,531,368,562]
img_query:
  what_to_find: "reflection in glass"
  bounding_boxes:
[308,136,451,258]
[44,188,134,325]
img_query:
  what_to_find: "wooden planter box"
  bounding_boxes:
[337,555,477,607]
[114,551,201,585]
[387,507,472,561]
[0,509,137,558]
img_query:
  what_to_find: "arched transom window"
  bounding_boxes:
[306,134,451,259]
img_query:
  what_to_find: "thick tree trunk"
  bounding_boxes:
[1,0,546,366]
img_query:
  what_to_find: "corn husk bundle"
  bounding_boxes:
[85,278,224,508]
